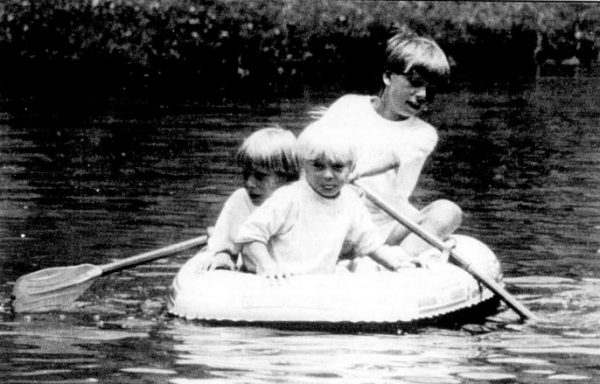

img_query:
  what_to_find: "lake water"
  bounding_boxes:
[1,75,599,383]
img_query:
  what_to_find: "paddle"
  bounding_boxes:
[352,179,538,322]
[12,234,208,313]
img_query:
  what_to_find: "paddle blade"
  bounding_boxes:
[12,264,103,313]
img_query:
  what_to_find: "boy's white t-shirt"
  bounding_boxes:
[311,94,438,234]
[207,188,256,256]
[235,178,384,274]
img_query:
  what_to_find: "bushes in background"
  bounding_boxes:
[0,0,597,105]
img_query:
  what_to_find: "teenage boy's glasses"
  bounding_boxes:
[399,70,443,102]
[401,71,430,89]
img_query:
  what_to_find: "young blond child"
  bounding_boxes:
[192,126,299,271]
[234,123,413,279]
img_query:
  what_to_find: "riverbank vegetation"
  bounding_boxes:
[0,0,598,107]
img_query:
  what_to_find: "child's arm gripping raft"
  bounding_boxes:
[367,245,416,271]
[243,241,293,280]
[191,191,249,272]
[192,225,237,272]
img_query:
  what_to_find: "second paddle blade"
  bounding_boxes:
[12,264,103,313]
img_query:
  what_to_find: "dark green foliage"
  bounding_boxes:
[0,0,597,105]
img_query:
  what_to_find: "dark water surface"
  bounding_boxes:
[1,76,599,383]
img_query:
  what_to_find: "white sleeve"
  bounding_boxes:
[207,189,250,254]
[345,194,386,256]
[235,187,295,245]
[415,122,438,157]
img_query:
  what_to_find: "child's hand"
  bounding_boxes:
[350,162,400,183]
[258,263,293,282]
[393,253,442,270]
[348,170,360,183]
[208,252,236,271]
[369,245,416,271]
[193,251,235,272]
[413,242,454,269]
[393,259,419,270]
[192,250,217,273]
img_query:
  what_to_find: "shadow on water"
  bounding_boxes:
[0,76,599,382]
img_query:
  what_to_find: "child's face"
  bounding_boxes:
[242,167,288,205]
[382,71,428,118]
[304,156,352,198]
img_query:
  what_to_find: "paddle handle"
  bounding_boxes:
[100,235,208,274]
[353,180,538,321]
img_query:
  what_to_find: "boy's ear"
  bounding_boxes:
[383,72,392,86]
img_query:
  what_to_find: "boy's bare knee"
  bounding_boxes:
[436,199,462,224]
[423,199,462,233]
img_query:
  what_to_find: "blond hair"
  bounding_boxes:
[297,123,356,166]
[384,33,450,83]
[236,126,300,181]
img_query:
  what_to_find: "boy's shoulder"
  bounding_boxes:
[223,187,254,209]
[228,187,251,201]
[318,94,373,126]
[411,115,436,129]
[261,181,302,204]
[330,94,371,110]
[406,116,438,143]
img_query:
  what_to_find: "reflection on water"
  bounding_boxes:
[166,281,600,384]
[2,316,150,383]
[0,77,599,383]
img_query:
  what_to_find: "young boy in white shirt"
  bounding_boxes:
[192,127,299,272]
[235,124,412,279]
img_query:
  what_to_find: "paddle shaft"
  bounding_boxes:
[100,235,208,274]
[353,180,537,321]
[12,234,209,313]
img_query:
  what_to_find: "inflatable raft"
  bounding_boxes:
[167,235,503,328]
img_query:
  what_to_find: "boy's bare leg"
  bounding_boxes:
[384,201,421,245]
[386,199,462,257]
